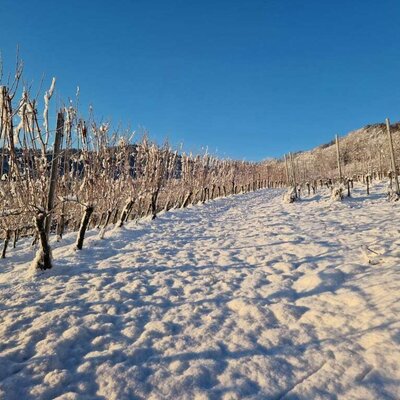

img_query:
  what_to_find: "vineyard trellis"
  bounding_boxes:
[1,62,400,268]
[0,66,278,268]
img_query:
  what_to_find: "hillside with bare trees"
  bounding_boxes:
[291,123,400,179]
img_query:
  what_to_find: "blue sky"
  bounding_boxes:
[1,0,400,160]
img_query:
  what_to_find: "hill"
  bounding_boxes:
[266,123,400,183]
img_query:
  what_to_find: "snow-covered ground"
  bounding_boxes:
[1,182,400,400]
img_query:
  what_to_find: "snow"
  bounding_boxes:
[1,182,400,399]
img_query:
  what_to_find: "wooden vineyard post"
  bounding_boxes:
[284,154,290,186]
[0,86,7,178]
[335,134,343,183]
[45,110,64,237]
[385,118,400,195]
[34,213,53,270]
[289,152,297,198]
[75,205,94,250]
[1,229,11,259]
[13,229,19,248]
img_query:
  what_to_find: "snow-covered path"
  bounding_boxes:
[1,184,400,399]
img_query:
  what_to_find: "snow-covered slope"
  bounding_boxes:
[1,183,400,399]
[271,122,400,180]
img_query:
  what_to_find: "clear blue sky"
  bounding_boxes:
[1,0,400,160]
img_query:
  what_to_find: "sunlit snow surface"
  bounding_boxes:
[1,183,399,399]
